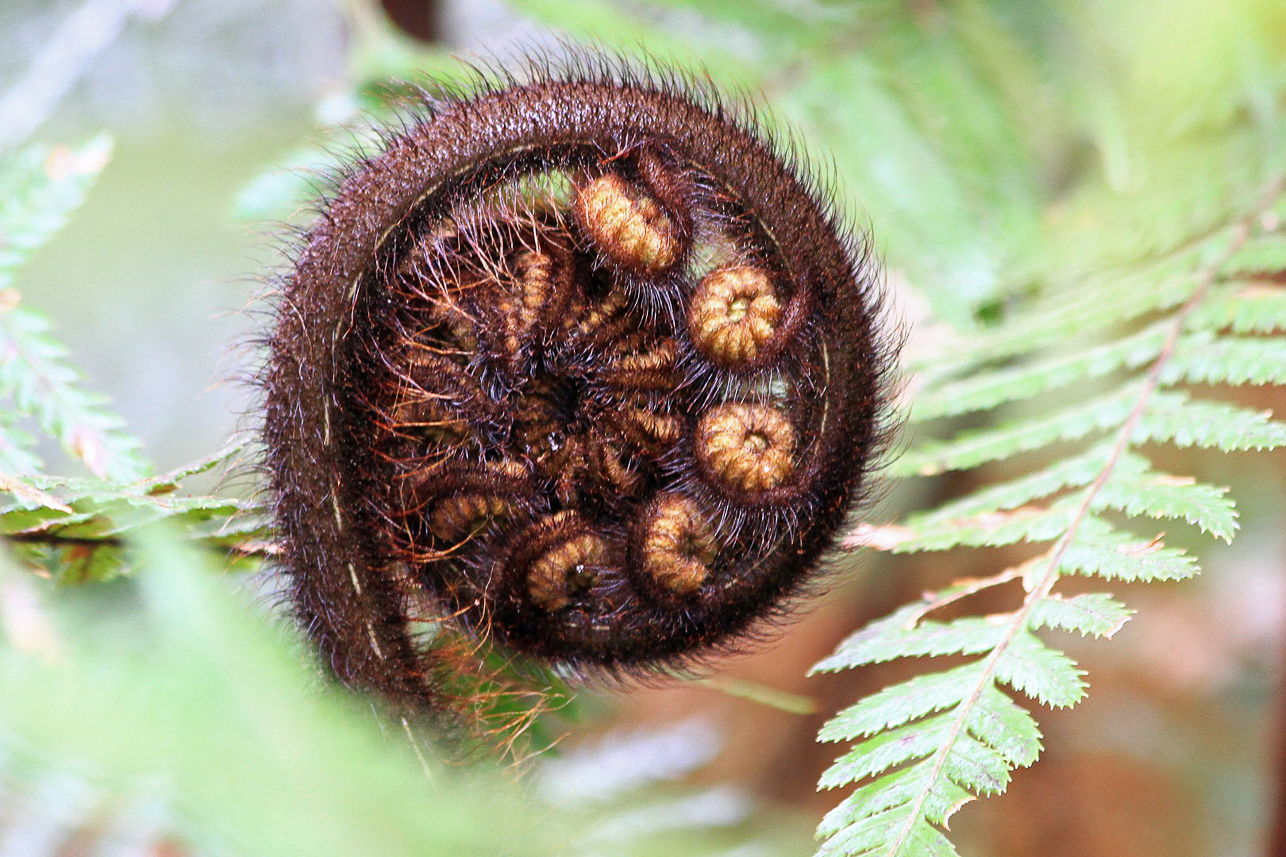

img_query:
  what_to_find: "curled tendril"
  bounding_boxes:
[261,53,898,726]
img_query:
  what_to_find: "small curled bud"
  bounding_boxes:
[525,516,608,611]
[574,172,682,275]
[427,494,510,542]
[696,403,797,494]
[689,266,782,365]
[641,494,718,596]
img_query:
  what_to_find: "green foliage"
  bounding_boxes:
[799,3,1286,853]
[0,444,265,582]
[0,530,562,857]
[0,137,258,584]
[0,137,112,293]
[0,137,149,481]
[493,0,1286,854]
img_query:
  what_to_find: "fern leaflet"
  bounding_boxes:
[0,137,149,480]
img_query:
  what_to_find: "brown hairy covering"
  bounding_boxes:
[261,54,898,732]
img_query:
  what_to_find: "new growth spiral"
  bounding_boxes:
[262,55,896,724]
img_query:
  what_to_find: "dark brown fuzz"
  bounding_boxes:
[261,56,896,721]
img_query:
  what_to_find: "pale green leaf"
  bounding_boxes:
[0,476,248,535]
[141,442,249,495]
[819,714,954,788]
[1135,392,1286,450]
[910,251,1197,379]
[0,137,113,290]
[0,412,41,474]
[817,663,986,741]
[1216,232,1286,277]
[966,685,1042,768]
[900,445,1108,529]
[911,323,1167,421]
[1028,593,1134,639]
[811,602,926,671]
[1095,462,1238,540]
[943,732,1011,795]
[892,501,1076,552]
[893,387,1138,477]
[790,52,1010,319]
[1162,334,1286,386]
[817,806,959,857]
[0,301,149,480]
[230,148,334,222]
[991,631,1086,708]
[0,465,261,581]
[504,0,734,76]
[818,614,1009,668]
[1059,524,1200,582]
[818,768,924,836]
[818,763,972,837]
[1188,285,1286,334]
[0,533,559,857]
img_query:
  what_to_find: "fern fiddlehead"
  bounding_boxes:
[261,57,897,723]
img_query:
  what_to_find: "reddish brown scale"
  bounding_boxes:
[262,56,896,719]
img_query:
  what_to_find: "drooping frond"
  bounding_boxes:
[0,444,265,581]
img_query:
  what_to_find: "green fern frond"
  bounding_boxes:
[893,387,1141,477]
[1188,285,1286,334]
[0,445,261,581]
[1160,334,1286,386]
[0,411,41,474]
[910,323,1170,421]
[1028,593,1133,639]
[895,444,1110,531]
[814,105,1286,857]
[1216,232,1286,277]
[1133,394,1286,450]
[0,138,149,481]
[0,137,112,291]
[1056,522,1199,583]
[0,298,149,480]
[1093,458,1238,540]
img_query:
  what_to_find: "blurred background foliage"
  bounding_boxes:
[1,0,1285,855]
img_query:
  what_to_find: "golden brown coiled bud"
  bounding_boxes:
[695,403,797,494]
[689,266,782,366]
[574,172,682,275]
[640,494,718,596]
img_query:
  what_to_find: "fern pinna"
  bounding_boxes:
[809,153,1286,856]
[0,138,148,483]
[0,140,262,581]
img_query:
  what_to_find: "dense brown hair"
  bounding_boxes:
[261,53,897,731]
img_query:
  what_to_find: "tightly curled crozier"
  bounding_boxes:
[262,58,895,716]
